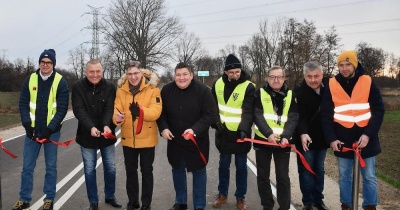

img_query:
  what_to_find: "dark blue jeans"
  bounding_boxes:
[172,157,207,209]
[217,153,248,199]
[296,146,327,206]
[19,131,60,202]
[81,145,116,203]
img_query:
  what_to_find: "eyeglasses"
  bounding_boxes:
[40,61,53,66]
[268,75,284,80]
[226,70,241,76]
[126,71,141,76]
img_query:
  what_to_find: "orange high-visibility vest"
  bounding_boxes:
[329,75,372,128]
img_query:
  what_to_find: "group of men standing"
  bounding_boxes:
[13,48,383,210]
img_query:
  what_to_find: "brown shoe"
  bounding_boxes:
[236,199,246,210]
[364,205,376,210]
[341,203,351,210]
[212,194,227,208]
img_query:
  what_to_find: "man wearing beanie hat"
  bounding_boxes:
[321,50,384,210]
[39,49,57,68]
[211,54,255,210]
[14,49,69,210]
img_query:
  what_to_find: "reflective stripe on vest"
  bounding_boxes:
[254,89,292,139]
[329,75,372,128]
[215,78,253,131]
[28,72,63,127]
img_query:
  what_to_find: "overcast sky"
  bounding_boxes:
[1,0,399,70]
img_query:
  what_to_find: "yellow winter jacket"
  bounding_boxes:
[113,69,162,148]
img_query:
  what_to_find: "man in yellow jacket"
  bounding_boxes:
[113,61,162,210]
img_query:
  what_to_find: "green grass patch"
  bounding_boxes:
[376,172,400,189]
[0,92,19,107]
[383,110,400,122]
[0,114,20,129]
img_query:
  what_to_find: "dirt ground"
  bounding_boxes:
[324,154,400,210]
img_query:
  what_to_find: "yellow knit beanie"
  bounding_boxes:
[337,50,358,68]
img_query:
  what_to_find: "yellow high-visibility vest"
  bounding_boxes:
[215,78,253,131]
[28,72,63,127]
[254,89,292,139]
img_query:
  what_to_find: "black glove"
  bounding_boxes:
[129,102,140,119]
[39,128,52,140]
[239,130,247,140]
[23,122,34,139]
[211,121,225,131]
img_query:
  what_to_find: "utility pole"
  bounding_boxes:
[84,5,103,59]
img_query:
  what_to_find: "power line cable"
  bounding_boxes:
[187,0,379,25]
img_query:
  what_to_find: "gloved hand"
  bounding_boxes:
[211,121,224,131]
[39,128,52,140]
[23,122,34,139]
[239,130,247,140]
[129,102,140,119]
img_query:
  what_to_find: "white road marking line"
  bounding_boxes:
[29,126,121,209]
[247,158,296,210]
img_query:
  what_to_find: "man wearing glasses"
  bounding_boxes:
[14,49,69,210]
[211,54,255,210]
[113,61,162,210]
[253,66,298,210]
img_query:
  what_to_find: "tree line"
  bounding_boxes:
[1,0,399,92]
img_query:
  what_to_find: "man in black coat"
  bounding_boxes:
[211,54,255,210]
[72,59,121,210]
[294,61,329,210]
[157,63,218,210]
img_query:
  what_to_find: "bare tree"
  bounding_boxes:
[320,26,341,76]
[68,45,88,79]
[173,32,204,66]
[102,0,183,69]
[356,42,387,77]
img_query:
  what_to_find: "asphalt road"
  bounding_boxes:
[0,117,295,210]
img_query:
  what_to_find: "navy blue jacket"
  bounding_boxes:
[19,69,69,134]
[320,63,384,159]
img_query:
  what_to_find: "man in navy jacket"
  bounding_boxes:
[321,50,384,210]
[15,49,69,210]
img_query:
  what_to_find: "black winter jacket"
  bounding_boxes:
[157,79,218,172]
[253,82,299,152]
[19,70,69,134]
[211,71,255,154]
[320,63,384,159]
[72,78,117,148]
[293,77,329,150]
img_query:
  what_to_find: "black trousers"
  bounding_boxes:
[123,146,155,206]
[255,148,291,210]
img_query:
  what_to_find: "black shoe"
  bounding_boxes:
[106,198,123,208]
[140,205,151,210]
[124,202,140,210]
[12,200,30,210]
[89,203,99,210]
[170,204,188,210]
[194,209,204,210]
[302,204,314,210]
[315,201,329,210]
